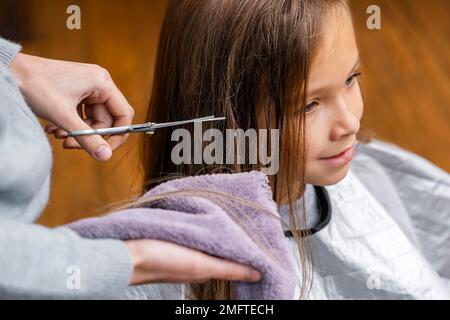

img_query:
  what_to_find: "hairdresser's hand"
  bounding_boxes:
[9,53,134,161]
[125,239,262,285]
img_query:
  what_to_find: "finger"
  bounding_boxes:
[63,105,114,159]
[77,104,84,118]
[67,104,114,152]
[198,254,262,282]
[84,103,93,118]
[90,103,114,128]
[63,118,94,149]
[45,123,58,133]
[54,116,93,140]
[102,83,135,150]
[64,115,112,161]
[54,128,68,139]
[63,138,82,149]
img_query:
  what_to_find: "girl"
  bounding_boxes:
[129,0,450,299]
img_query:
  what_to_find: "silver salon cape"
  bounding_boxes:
[124,139,450,299]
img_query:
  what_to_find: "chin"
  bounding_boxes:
[305,163,351,186]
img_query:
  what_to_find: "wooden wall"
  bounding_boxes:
[1,0,169,226]
[0,0,448,227]
[352,0,450,170]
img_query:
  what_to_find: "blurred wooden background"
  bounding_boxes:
[0,0,448,227]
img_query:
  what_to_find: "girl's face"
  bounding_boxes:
[304,5,363,186]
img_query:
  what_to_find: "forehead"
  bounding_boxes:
[308,4,359,95]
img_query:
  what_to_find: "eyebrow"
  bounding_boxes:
[307,56,361,97]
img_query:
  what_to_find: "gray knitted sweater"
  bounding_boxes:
[0,37,133,299]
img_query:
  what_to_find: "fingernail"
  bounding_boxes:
[46,126,57,133]
[248,269,262,282]
[94,145,112,161]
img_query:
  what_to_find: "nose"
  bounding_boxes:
[329,95,360,141]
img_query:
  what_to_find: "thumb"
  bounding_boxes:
[68,117,112,161]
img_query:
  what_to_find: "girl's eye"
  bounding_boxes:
[305,101,319,113]
[345,72,362,87]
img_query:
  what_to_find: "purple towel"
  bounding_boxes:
[66,171,296,299]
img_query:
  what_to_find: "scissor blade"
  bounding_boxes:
[67,115,225,137]
[150,115,225,130]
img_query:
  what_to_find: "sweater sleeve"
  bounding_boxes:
[0,217,133,299]
[0,37,21,66]
[0,38,134,299]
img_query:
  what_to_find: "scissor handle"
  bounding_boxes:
[68,123,153,137]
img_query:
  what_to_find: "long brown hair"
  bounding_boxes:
[141,0,370,299]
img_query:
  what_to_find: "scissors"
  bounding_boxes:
[68,115,226,137]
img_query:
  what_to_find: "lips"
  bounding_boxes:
[320,145,353,159]
[319,144,355,168]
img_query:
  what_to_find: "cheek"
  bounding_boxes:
[350,82,364,119]
[305,116,327,163]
